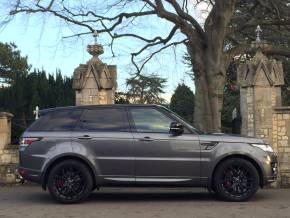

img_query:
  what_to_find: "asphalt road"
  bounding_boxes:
[0,186,290,218]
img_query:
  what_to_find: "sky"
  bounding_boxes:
[0,1,207,102]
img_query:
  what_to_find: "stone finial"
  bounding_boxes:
[87,44,104,58]
[87,31,104,59]
[251,25,270,50]
[93,30,98,45]
[255,25,262,43]
[33,106,39,120]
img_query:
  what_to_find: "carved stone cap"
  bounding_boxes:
[237,51,284,87]
[251,41,270,50]
[0,112,13,119]
[72,64,88,90]
[73,41,117,92]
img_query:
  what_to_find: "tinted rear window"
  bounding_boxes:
[76,108,129,131]
[28,109,83,131]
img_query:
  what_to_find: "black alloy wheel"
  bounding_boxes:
[213,158,260,201]
[48,160,93,203]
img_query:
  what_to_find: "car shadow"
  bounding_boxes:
[20,188,268,204]
[87,191,217,202]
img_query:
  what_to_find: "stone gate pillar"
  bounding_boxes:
[0,112,13,150]
[237,40,284,143]
[72,34,117,105]
[0,112,19,184]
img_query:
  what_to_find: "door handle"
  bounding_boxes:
[77,135,92,140]
[138,136,154,142]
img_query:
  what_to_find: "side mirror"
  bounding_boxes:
[170,122,184,135]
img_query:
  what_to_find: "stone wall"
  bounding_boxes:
[0,112,19,184]
[0,146,19,184]
[272,107,290,188]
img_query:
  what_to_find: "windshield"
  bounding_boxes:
[160,106,204,134]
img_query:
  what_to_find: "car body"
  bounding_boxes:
[18,104,278,203]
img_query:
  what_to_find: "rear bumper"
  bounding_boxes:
[18,167,43,184]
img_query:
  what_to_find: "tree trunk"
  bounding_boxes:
[193,65,226,133]
[188,1,235,133]
[187,44,226,133]
[193,73,214,132]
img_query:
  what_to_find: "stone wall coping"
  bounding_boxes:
[274,107,290,114]
[4,145,19,150]
[0,112,13,119]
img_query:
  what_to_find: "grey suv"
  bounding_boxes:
[18,104,277,203]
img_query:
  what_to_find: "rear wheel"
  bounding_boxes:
[213,158,260,201]
[47,160,93,203]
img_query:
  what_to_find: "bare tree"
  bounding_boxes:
[6,0,290,132]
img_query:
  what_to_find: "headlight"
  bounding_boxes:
[251,143,274,152]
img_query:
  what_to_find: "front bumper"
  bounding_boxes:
[263,153,278,185]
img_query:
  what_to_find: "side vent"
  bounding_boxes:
[201,141,219,150]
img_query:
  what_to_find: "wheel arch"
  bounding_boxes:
[42,154,98,190]
[209,154,264,191]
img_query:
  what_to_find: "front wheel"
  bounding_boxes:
[213,158,260,201]
[47,160,93,203]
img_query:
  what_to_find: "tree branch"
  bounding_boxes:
[10,4,95,32]
[131,39,187,73]
[154,0,205,46]
[164,0,205,39]
[226,44,290,59]
[114,25,178,44]
[62,6,156,23]
[226,19,290,37]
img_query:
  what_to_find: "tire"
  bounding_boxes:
[47,160,93,204]
[213,158,260,202]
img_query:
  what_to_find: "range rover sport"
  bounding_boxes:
[18,104,278,203]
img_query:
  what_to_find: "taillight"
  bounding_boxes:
[20,137,41,147]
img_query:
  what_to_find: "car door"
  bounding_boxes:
[71,106,135,184]
[129,106,201,185]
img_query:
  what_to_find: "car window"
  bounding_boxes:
[28,109,82,131]
[130,108,173,133]
[162,106,203,134]
[77,108,129,131]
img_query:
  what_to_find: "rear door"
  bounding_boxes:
[21,109,82,171]
[71,106,135,184]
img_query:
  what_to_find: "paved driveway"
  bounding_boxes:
[0,186,290,218]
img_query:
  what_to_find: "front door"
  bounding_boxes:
[129,107,200,185]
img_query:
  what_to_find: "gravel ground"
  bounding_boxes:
[0,186,290,218]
